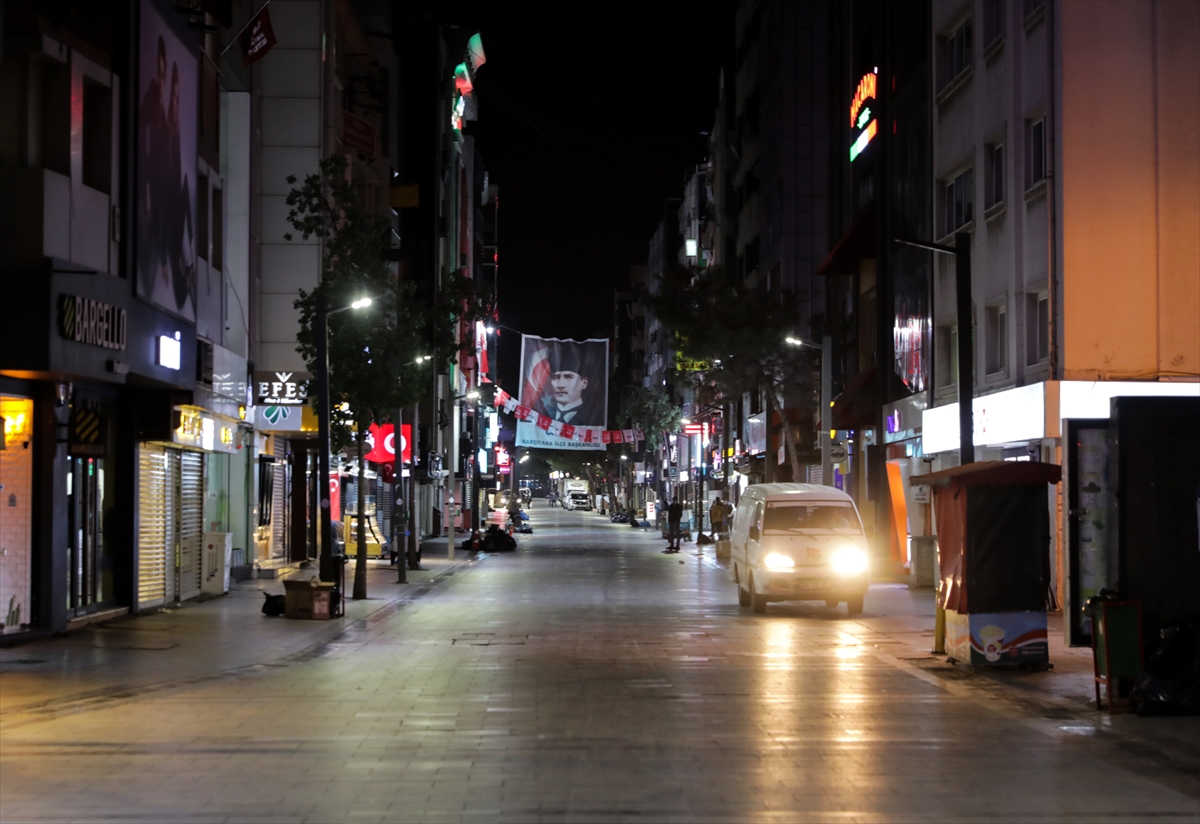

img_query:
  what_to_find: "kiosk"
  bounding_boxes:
[911,461,1061,667]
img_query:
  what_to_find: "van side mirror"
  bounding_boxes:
[748,526,761,542]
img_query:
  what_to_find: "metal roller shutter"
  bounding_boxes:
[271,438,287,558]
[177,451,204,601]
[137,445,170,608]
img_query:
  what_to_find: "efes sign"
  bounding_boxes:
[59,294,127,351]
[254,371,312,406]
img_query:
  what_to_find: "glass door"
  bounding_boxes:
[68,457,100,614]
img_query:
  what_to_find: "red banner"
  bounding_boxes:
[239,5,277,66]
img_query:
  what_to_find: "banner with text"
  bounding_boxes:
[515,335,609,451]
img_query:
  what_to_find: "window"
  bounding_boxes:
[1024,0,1046,22]
[1026,293,1050,364]
[985,143,1004,209]
[1026,117,1046,189]
[211,187,223,271]
[985,302,1007,375]
[941,18,973,87]
[983,0,1005,47]
[197,174,209,262]
[944,167,974,236]
[937,324,958,387]
[81,80,112,194]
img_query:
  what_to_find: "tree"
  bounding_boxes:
[286,156,485,599]
[644,265,821,483]
[616,385,683,451]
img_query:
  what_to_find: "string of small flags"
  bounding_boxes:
[493,388,644,445]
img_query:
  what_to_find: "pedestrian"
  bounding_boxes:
[709,495,726,539]
[506,496,522,535]
[666,496,684,552]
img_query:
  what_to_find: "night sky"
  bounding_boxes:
[450,4,731,391]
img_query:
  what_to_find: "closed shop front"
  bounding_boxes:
[136,445,204,609]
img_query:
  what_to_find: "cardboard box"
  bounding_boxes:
[283,578,336,620]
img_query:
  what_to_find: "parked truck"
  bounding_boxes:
[560,479,592,511]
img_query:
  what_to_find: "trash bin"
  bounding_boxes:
[283,578,337,620]
[1090,599,1143,713]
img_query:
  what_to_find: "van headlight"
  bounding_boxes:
[831,547,869,576]
[763,552,795,571]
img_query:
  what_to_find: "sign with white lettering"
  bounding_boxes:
[254,371,312,406]
[59,294,127,351]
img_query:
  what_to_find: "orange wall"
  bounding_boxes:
[1060,1,1200,379]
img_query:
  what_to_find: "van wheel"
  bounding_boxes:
[750,574,767,614]
[736,568,751,608]
[846,594,864,615]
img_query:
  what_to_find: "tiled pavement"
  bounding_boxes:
[0,508,1197,823]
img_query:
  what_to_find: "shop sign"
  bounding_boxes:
[849,70,878,162]
[912,484,931,504]
[255,404,318,433]
[174,406,206,449]
[59,294,127,351]
[922,383,1045,454]
[254,371,312,406]
[68,406,107,457]
[830,444,848,462]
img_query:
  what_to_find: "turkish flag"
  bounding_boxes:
[365,423,393,462]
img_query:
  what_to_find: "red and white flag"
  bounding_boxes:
[536,414,552,431]
[623,429,636,443]
[547,419,564,437]
[560,424,576,440]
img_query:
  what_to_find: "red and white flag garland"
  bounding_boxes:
[493,388,644,445]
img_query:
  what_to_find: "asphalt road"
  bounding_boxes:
[0,506,1196,823]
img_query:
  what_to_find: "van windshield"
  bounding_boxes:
[763,502,861,535]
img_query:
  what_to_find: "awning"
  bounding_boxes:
[910,460,1062,488]
[817,205,876,276]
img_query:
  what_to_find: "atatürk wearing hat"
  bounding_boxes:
[534,341,605,427]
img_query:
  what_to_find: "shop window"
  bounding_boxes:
[0,395,35,634]
[943,167,974,237]
[985,302,1008,375]
[1026,117,1046,190]
[1026,293,1050,364]
[985,143,1004,210]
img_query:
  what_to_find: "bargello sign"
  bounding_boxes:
[255,371,312,405]
[59,294,127,351]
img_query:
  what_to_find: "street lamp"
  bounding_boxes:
[785,334,833,486]
[316,292,376,584]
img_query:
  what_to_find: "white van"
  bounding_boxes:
[729,483,869,615]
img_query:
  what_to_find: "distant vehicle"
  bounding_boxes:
[729,483,869,615]
[563,491,592,511]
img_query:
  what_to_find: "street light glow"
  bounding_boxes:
[785,336,802,346]
[485,325,495,333]
[467,390,480,400]
[350,297,373,309]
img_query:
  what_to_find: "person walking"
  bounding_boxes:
[666,497,684,552]
[709,495,727,540]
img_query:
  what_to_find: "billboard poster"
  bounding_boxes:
[515,335,608,451]
[137,0,199,322]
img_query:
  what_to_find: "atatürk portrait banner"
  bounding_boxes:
[515,335,609,451]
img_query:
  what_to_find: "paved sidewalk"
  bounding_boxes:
[0,546,485,721]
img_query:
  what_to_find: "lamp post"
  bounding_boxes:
[785,335,833,485]
[316,293,374,584]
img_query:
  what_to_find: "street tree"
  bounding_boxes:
[286,156,486,600]
[645,265,821,483]
[616,385,683,451]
